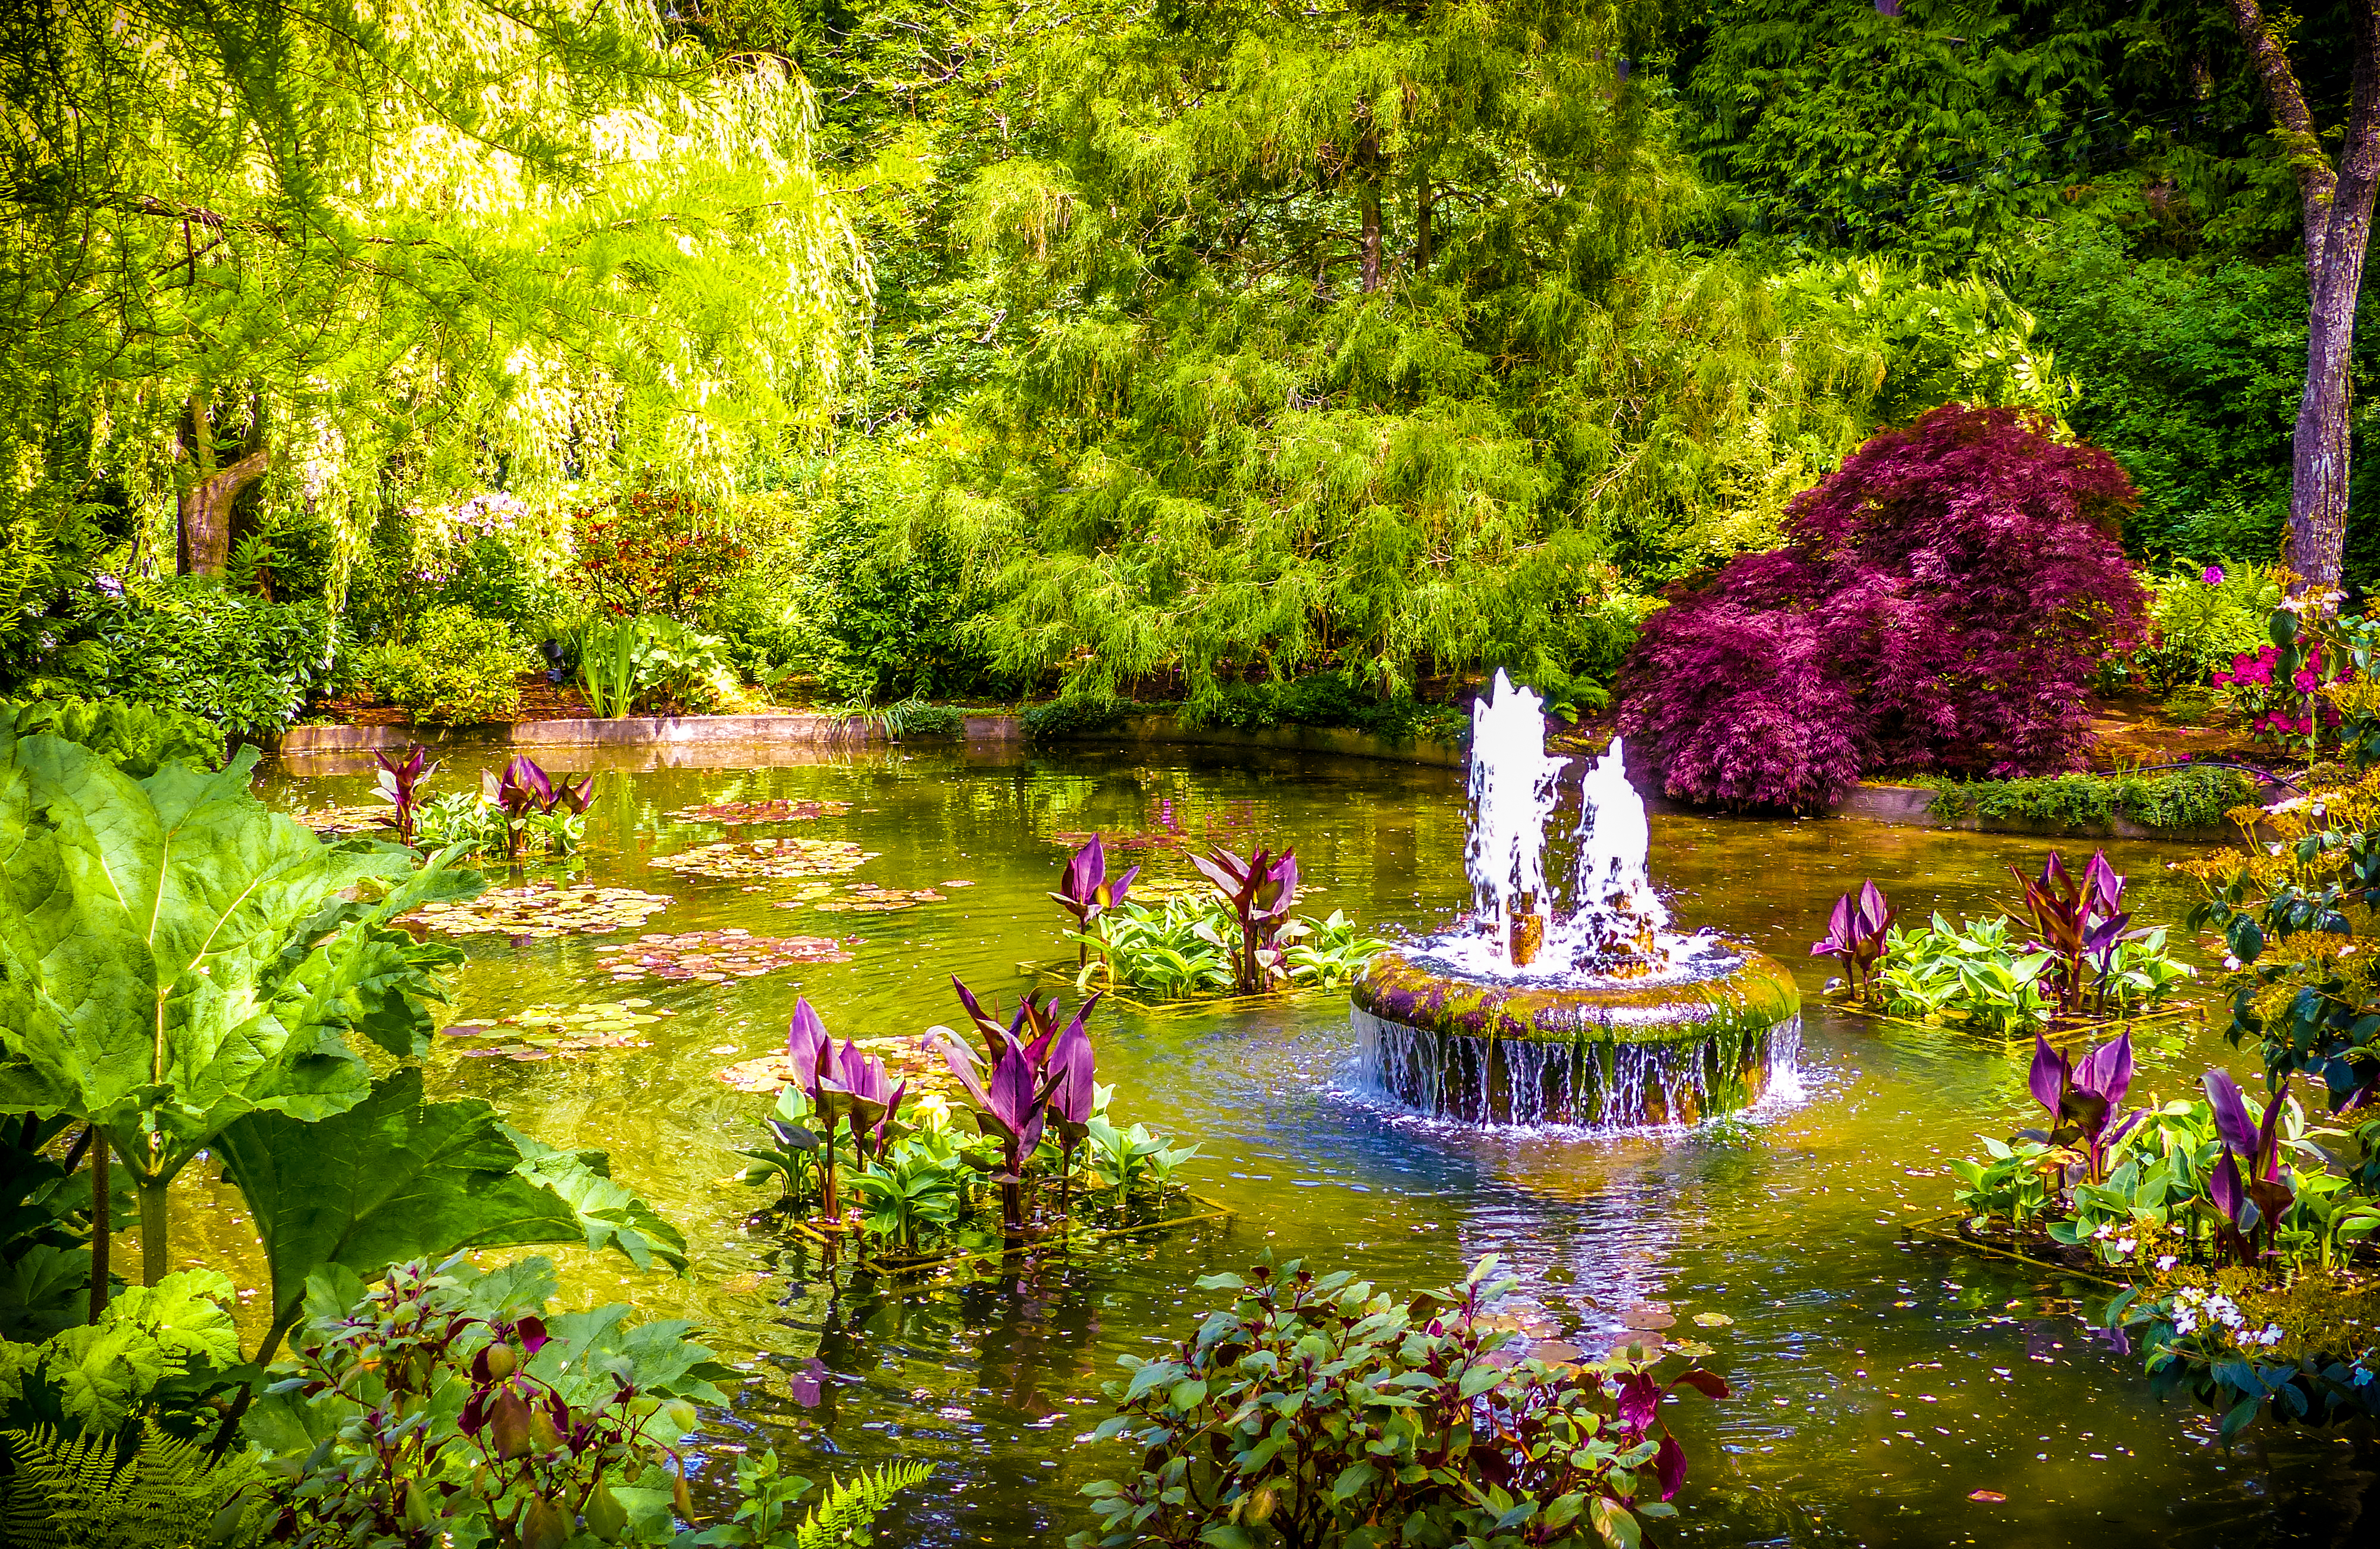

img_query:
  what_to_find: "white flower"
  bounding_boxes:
[2156,1256,2178,1272]
[2175,1312,2200,1336]
[2114,1238,2137,1257]
[2223,955,2244,972]
[2093,1222,2115,1240]
[2269,796,2313,815]
[2251,1324,2284,1347]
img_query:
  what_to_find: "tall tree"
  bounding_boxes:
[2226,0,2379,591]
[0,0,866,605]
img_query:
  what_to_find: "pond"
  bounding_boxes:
[240,741,2369,1547]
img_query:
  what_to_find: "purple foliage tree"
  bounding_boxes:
[1619,405,2147,811]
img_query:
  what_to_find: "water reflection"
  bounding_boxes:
[242,744,2378,1546]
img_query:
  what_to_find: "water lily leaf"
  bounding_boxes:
[669,799,851,825]
[446,1001,675,1058]
[1692,1311,1734,1328]
[406,883,673,937]
[593,930,856,983]
[650,838,875,883]
[806,884,947,914]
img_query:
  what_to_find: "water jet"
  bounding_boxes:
[1352,672,1802,1126]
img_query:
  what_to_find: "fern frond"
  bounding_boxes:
[796,1459,932,1548]
[0,1422,265,1548]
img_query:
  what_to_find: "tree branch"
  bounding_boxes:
[2225,0,2341,276]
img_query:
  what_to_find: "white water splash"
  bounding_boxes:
[1462,669,1566,944]
[1566,735,1670,947]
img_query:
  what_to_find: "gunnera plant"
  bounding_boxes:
[1619,405,2146,811]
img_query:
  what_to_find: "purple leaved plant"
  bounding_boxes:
[1051,835,1139,965]
[1812,880,1893,999]
[2202,1069,2294,1263]
[1619,405,2146,811]
[2028,1031,2140,1184]
[1190,842,1300,994]
[372,744,438,846]
[784,999,906,1226]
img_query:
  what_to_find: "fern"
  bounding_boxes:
[797,1460,932,1548]
[0,1422,264,1548]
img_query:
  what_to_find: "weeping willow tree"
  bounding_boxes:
[0,0,866,636]
[848,0,2062,701]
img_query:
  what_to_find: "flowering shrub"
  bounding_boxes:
[2132,559,2284,695]
[1619,405,2146,810]
[2212,641,2347,743]
[572,490,748,620]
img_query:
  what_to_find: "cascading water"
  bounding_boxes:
[1350,669,1803,1129]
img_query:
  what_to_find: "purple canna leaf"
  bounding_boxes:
[1856,879,1894,940]
[2075,1030,2133,1111]
[1045,1015,1098,1131]
[2202,1069,2259,1159]
[1812,893,1855,959]
[2210,1147,2246,1226]
[2028,1035,2071,1121]
[2253,1073,2291,1181]
[786,999,831,1076]
[2083,849,2125,915]
[1100,864,1139,911]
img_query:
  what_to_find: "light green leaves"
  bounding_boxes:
[0,736,447,1181]
[0,1270,239,1433]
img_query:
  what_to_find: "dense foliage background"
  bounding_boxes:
[2,0,2371,765]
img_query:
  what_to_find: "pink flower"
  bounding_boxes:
[2203,565,2225,585]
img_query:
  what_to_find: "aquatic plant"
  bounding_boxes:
[1081,899,1236,998]
[1280,910,1394,990]
[370,743,438,846]
[2008,849,2143,1016]
[1073,1254,1727,1549]
[782,1000,905,1225]
[482,754,594,860]
[2028,1031,2140,1183]
[2203,1069,2295,1263]
[1621,404,2146,810]
[1812,880,1894,997]
[1188,842,1300,993]
[1052,835,1139,965]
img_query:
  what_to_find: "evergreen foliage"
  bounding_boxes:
[1621,405,2146,810]
[797,1460,934,1547]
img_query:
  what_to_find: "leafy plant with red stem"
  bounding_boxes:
[1189,842,1300,993]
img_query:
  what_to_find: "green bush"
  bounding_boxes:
[1021,694,1135,741]
[1921,767,2260,833]
[361,606,523,725]
[343,496,567,646]
[1185,672,1467,742]
[2,697,221,775]
[11,579,337,737]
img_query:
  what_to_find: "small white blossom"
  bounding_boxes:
[2114,1238,2137,1257]
[2156,1256,2178,1271]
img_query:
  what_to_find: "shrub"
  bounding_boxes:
[361,606,523,725]
[1072,1254,1727,1549]
[1921,767,2261,833]
[11,579,338,737]
[1022,694,1135,741]
[2131,561,2287,695]
[2,696,222,775]
[1620,405,2147,811]
[343,494,568,646]
[1183,672,1463,742]
[571,489,747,621]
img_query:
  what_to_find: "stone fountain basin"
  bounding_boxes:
[1350,940,1802,1126]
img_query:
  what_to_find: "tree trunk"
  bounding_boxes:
[1416,177,1433,274]
[176,392,271,577]
[2228,0,2380,594]
[1360,180,1382,293]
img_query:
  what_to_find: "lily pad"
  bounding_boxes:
[407,883,675,937]
[443,999,675,1060]
[810,884,948,914]
[593,929,859,983]
[287,805,394,836]
[671,799,852,825]
[651,837,878,883]
[718,1033,956,1095]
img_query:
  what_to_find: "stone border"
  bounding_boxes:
[1837,782,2256,844]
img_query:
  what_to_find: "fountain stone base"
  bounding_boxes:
[1351,940,1801,1127]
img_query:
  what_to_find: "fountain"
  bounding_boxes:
[1351,672,1801,1126]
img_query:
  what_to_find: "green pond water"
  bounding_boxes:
[233,741,2373,1548]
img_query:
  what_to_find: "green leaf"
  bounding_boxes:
[214,1070,590,1340]
[1588,1495,1641,1549]
[23,1269,239,1431]
[499,1125,688,1273]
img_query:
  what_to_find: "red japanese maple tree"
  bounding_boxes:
[1620,405,2146,811]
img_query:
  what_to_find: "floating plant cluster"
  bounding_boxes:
[593,930,857,983]
[670,797,852,824]
[442,1000,675,1059]
[649,836,878,882]
[406,883,674,937]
